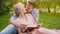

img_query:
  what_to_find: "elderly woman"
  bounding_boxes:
[10,3,60,34]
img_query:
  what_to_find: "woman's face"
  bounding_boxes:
[18,7,26,14]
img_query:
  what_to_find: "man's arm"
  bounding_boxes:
[10,14,20,27]
[10,15,27,27]
[10,14,17,20]
[10,19,21,27]
[32,9,39,22]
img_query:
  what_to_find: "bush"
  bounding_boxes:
[0,7,10,16]
[0,0,10,16]
[0,0,24,16]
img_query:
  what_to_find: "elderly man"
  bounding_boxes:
[1,1,39,34]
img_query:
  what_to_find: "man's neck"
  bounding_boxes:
[26,11,31,14]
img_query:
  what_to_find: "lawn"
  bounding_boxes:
[38,13,60,29]
[0,13,60,31]
[0,13,13,31]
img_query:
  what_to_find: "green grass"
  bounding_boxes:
[38,13,60,29]
[0,13,13,31]
[0,13,60,31]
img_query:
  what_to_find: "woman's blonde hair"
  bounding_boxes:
[14,3,24,16]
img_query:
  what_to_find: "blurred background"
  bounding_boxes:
[0,0,60,31]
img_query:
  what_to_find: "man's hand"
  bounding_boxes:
[10,18,21,27]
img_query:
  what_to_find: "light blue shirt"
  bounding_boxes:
[31,8,39,22]
[10,8,39,22]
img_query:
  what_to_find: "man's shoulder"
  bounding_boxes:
[32,8,39,14]
[34,8,39,11]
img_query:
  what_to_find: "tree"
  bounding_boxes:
[0,0,22,16]
[0,0,10,16]
[36,0,59,13]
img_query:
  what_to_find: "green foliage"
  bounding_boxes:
[36,0,60,13]
[0,0,10,16]
[0,0,23,16]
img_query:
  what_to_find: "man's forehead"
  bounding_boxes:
[26,4,32,6]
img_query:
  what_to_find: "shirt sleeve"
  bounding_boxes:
[32,9,39,22]
[10,14,17,21]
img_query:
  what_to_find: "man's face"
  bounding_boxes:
[26,4,34,13]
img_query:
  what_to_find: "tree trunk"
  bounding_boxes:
[48,7,50,13]
[54,6,56,13]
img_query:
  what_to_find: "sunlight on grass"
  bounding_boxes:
[38,13,60,29]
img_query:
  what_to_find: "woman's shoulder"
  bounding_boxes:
[26,13,31,16]
[15,17,21,22]
[26,13,33,19]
